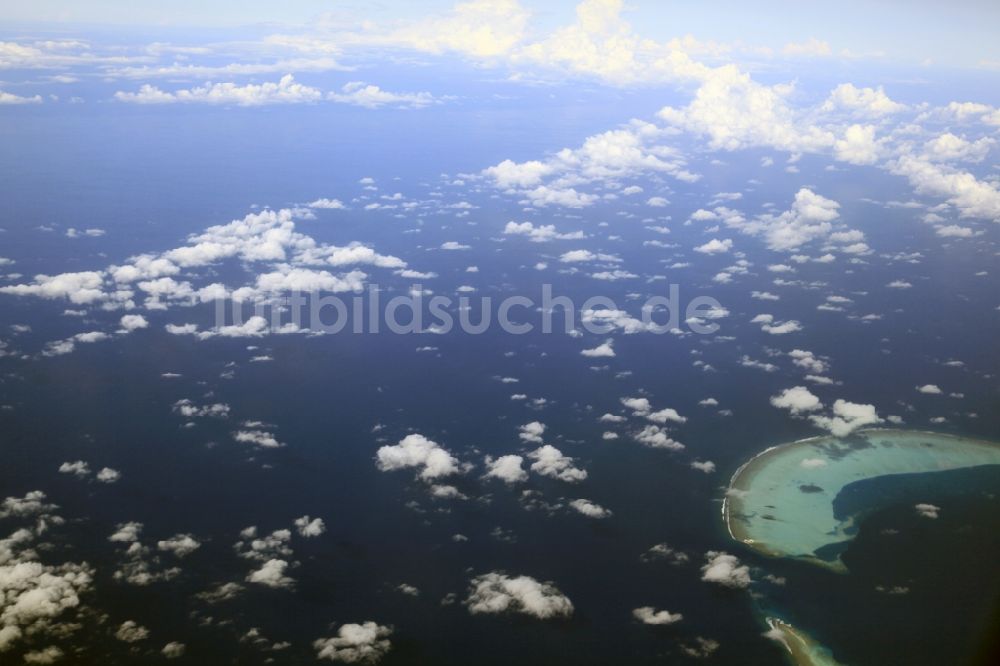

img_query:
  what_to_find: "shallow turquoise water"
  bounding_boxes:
[725,429,1000,568]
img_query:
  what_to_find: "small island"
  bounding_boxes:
[723,429,1000,571]
[764,618,845,666]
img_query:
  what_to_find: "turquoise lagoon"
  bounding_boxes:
[723,429,1000,572]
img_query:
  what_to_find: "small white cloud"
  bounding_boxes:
[518,421,546,444]
[294,515,327,538]
[115,620,150,643]
[694,238,733,254]
[770,387,822,414]
[119,314,149,332]
[313,622,393,663]
[528,445,587,482]
[700,551,751,588]
[376,434,462,481]
[246,558,295,589]
[483,455,528,484]
[632,606,683,625]
[580,340,615,357]
[157,534,201,558]
[568,499,612,519]
[465,572,573,619]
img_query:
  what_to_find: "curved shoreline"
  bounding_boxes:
[723,428,1000,571]
[764,617,845,666]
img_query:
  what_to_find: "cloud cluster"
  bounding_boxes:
[116,75,439,109]
[700,551,751,589]
[314,622,393,663]
[483,455,527,484]
[376,434,463,481]
[465,572,574,619]
[483,121,697,208]
[1,493,93,655]
[568,499,612,519]
[632,606,683,625]
[770,387,881,436]
[527,445,588,482]
[1,208,408,345]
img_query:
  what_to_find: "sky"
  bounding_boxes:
[3,0,1000,69]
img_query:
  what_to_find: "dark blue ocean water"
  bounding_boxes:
[1,57,999,665]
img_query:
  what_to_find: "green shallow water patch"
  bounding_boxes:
[723,429,1000,570]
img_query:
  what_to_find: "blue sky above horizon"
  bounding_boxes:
[4,0,1000,70]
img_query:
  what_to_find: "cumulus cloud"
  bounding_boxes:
[294,516,326,538]
[162,642,186,658]
[559,249,621,263]
[173,399,230,419]
[923,133,994,163]
[119,314,149,331]
[580,340,615,357]
[233,428,284,448]
[809,399,881,437]
[518,421,546,444]
[735,188,843,252]
[246,558,295,589]
[820,83,907,117]
[619,396,649,415]
[633,425,684,450]
[308,198,345,209]
[640,543,690,565]
[0,207,404,320]
[579,308,655,334]
[483,120,697,208]
[115,74,323,106]
[95,466,122,481]
[465,572,573,619]
[568,499,612,519]
[58,460,90,478]
[503,221,584,242]
[108,522,143,544]
[761,319,803,335]
[156,534,201,558]
[789,349,828,375]
[527,445,587,482]
[313,622,393,663]
[834,123,882,164]
[22,646,64,663]
[115,620,150,643]
[327,81,437,109]
[694,238,733,254]
[326,0,529,59]
[645,407,686,425]
[234,527,293,563]
[658,66,835,154]
[0,271,106,304]
[700,551,751,588]
[889,154,1000,221]
[0,90,43,105]
[483,455,528,484]
[375,434,462,481]
[1,499,94,655]
[770,386,823,414]
[632,606,683,625]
